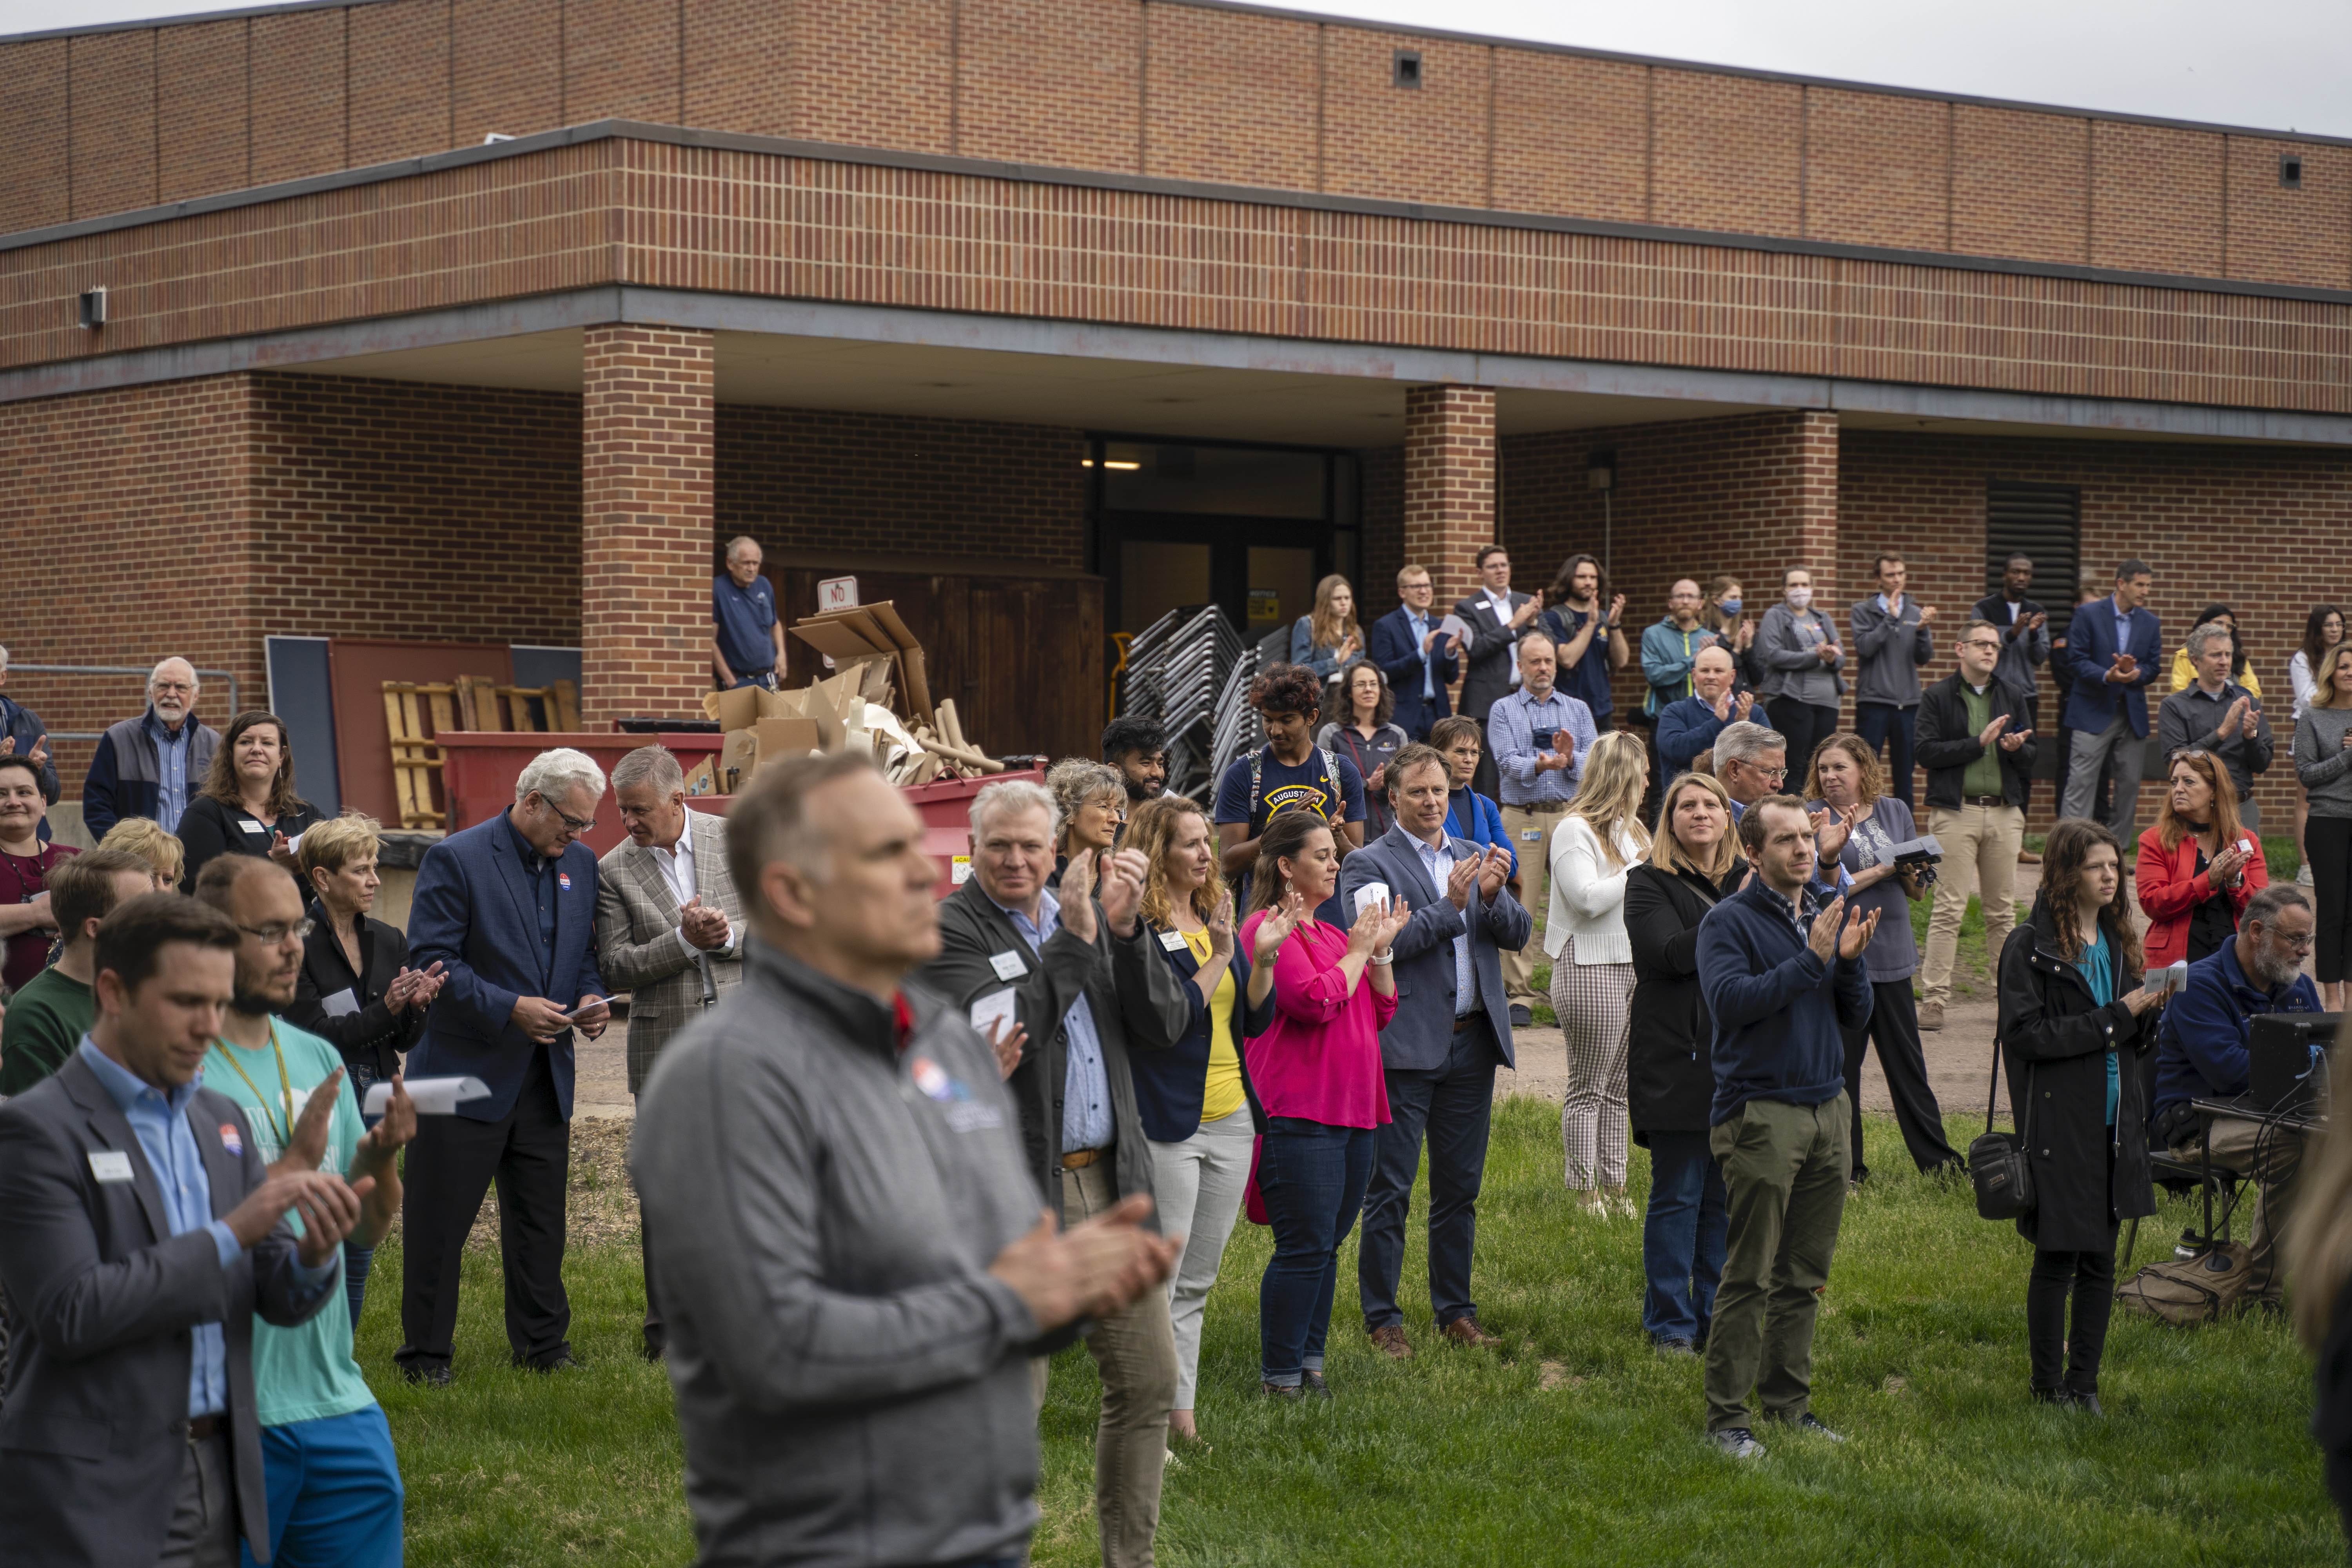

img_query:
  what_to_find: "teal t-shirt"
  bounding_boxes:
[202,1020,378,1428]
[2075,928,2119,1127]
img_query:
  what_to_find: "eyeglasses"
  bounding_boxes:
[535,794,596,835]
[238,919,314,944]
[1736,764,1789,782]
[1959,640,2003,653]
[2166,748,2212,764]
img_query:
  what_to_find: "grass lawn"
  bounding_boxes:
[363,1108,2332,1566]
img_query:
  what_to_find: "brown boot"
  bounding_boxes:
[1441,1317,1503,1349]
[1368,1323,1414,1360]
[1917,1001,1945,1031]
[2018,848,2042,864]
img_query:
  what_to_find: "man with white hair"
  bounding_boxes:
[918,777,1191,1568]
[596,744,744,1359]
[0,644,59,823]
[396,747,613,1384]
[712,535,787,690]
[82,656,220,837]
[1712,721,1791,821]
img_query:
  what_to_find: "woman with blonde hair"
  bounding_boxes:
[1804,731,1956,1183]
[96,817,185,891]
[1546,729,1653,1212]
[1044,757,1126,889]
[1290,574,1366,688]
[1624,770,1745,1350]
[1123,795,1271,1439]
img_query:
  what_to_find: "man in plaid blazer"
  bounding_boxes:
[595,745,743,1359]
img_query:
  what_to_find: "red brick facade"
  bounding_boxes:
[1401,385,1497,614]
[11,0,2352,296]
[581,326,717,727]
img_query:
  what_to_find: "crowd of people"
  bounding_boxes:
[2,544,2352,1566]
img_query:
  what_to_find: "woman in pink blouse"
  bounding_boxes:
[1239,812,1410,1397]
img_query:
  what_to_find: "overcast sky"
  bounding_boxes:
[9,0,2348,139]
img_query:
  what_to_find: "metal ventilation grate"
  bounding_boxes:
[1985,481,2081,637]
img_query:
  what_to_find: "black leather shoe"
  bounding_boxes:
[1509,1004,1534,1028]
[2066,1390,2105,1417]
[524,1352,580,1374]
[641,1334,667,1362]
[401,1362,454,1388]
[1261,1381,1304,1400]
[1302,1369,1331,1397]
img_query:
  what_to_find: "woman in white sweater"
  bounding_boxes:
[1546,730,1653,1213]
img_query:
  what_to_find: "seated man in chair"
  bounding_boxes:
[2152,884,2323,1307]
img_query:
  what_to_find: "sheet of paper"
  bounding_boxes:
[1438,613,1474,647]
[1352,882,1391,920]
[366,1076,491,1117]
[968,988,1018,1044]
[319,987,360,1018]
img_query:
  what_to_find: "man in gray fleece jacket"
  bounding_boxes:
[633,752,1177,1568]
[1849,554,1938,809]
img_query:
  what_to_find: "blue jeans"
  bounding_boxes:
[1641,1131,1728,1345]
[1258,1118,1376,1385]
[241,1405,403,1568]
[1853,701,1918,808]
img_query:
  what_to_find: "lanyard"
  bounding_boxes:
[213,1021,296,1148]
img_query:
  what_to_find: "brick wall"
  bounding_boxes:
[716,405,1087,569]
[1401,386,1497,614]
[580,326,715,726]
[12,0,2351,294]
[1499,411,1839,720]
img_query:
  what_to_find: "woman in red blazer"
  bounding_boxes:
[2137,748,2267,970]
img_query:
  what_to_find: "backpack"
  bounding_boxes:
[2115,1241,2258,1326]
[1248,745,1346,833]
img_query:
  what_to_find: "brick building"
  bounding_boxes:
[3,0,2348,830]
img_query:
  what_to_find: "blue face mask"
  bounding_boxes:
[1717,598,1742,617]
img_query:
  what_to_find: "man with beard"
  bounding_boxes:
[1100,717,1170,806]
[2154,884,2323,1306]
[83,657,221,838]
[197,855,416,1568]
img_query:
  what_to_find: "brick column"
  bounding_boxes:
[580,325,714,729]
[1402,384,1497,613]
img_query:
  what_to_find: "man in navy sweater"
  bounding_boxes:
[1695,795,1876,1459]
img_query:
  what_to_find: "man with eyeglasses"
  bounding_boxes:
[1711,722,1789,821]
[1913,619,2037,1032]
[82,656,221,838]
[2154,884,2322,1306]
[397,747,612,1385]
[196,854,417,1568]
[2158,621,2275,832]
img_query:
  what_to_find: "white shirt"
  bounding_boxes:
[1411,832,1477,1016]
[652,821,731,949]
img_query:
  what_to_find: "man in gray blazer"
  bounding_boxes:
[632,753,1174,1568]
[1339,744,1529,1358]
[598,744,745,1360]
[918,775,1191,1568]
[0,893,364,1568]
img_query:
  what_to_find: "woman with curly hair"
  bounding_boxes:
[1994,818,2163,1412]
[1546,729,1651,1211]
[1044,757,1126,889]
[1124,795,1273,1440]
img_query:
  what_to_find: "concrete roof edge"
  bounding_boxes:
[7,0,2346,149]
[8,120,2352,309]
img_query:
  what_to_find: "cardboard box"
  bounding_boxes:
[788,601,929,720]
[682,756,718,797]
[719,728,760,791]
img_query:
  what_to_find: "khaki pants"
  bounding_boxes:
[1704,1094,1850,1433]
[1030,1158,1178,1568]
[1499,801,1568,1007]
[1921,801,2025,1009]
[2173,1116,2307,1300]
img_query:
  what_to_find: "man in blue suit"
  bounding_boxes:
[396,748,612,1383]
[2059,559,2162,842]
[1340,743,1530,1357]
[1370,564,1462,742]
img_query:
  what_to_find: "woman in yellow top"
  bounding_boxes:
[1125,795,1276,1442]
[2169,603,2263,699]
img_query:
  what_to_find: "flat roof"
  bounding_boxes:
[5,0,2347,151]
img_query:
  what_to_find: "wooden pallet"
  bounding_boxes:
[381,681,456,829]
[456,676,579,733]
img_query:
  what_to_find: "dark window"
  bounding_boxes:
[2281,153,2305,190]
[1984,480,2081,639]
[1393,50,1422,89]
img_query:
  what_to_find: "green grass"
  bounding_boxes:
[365,1107,2332,1566]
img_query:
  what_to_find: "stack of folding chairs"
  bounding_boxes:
[1115,604,1254,801]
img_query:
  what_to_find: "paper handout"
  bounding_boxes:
[365,1076,492,1117]
[968,988,1019,1044]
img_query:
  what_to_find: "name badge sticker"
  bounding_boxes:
[1159,930,1190,951]
[989,951,1028,982]
[1521,828,1544,843]
[88,1150,134,1183]
[238,819,266,835]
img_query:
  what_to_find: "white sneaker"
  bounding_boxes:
[1713,1427,1766,1459]
[2299,862,2315,887]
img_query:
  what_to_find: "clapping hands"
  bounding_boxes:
[1252,889,1308,964]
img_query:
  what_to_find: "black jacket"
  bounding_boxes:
[175,794,329,893]
[1994,899,2156,1252]
[918,880,1191,1222]
[1127,920,1274,1143]
[1453,589,1535,720]
[1914,671,2038,811]
[1624,857,1746,1142]
[285,899,423,1081]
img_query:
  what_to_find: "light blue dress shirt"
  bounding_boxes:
[1405,608,1436,699]
[76,1038,335,1419]
[998,890,1115,1153]
[1487,687,1598,806]
[1411,835,1477,1017]
[146,711,192,833]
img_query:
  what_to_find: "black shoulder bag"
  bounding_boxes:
[1968,1043,2036,1221]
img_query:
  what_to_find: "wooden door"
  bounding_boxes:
[968,577,1103,762]
[773,568,971,694]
